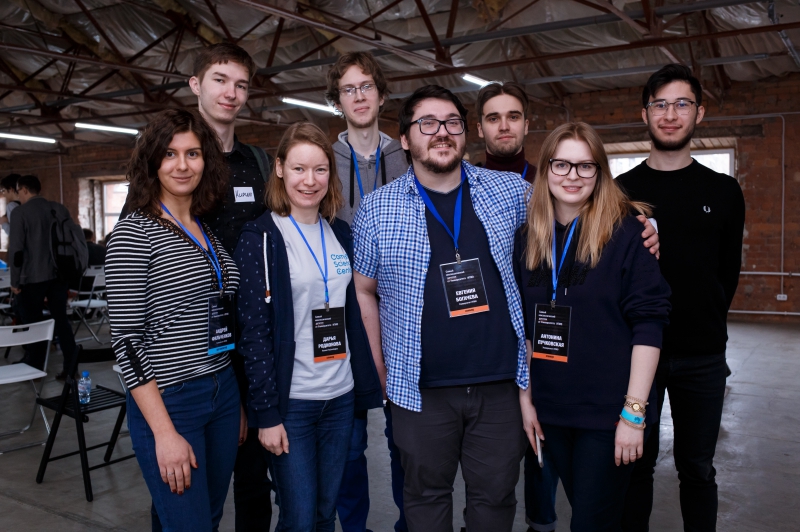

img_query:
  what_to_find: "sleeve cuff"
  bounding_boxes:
[630,321,664,349]
[249,404,283,429]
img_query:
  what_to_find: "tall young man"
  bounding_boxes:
[476,81,558,532]
[324,51,409,532]
[619,64,745,532]
[172,42,273,532]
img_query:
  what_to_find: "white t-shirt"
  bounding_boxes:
[272,213,354,400]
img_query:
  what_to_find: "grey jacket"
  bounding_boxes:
[9,196,67,287]
[333,131,409,224]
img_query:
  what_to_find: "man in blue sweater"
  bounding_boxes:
[619,64,745,532]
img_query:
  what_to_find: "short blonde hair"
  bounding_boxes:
[265,122,343,223]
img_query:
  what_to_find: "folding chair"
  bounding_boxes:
[69,268,108,344]
[36,346,135,501]
[0,319,55,454]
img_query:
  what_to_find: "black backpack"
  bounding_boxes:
[245,143,272,183]
[50,202,88,285]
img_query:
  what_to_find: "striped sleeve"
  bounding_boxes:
[106,218,155,389]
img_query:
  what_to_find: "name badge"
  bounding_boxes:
[312,307,347,362]
[439,258,490,318]
[532,304,571,363]
[234,187,255,203]
[208,294,236,355]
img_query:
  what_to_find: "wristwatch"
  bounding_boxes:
[625,400,645,413]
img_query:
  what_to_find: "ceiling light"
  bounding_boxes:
[0,132,57,144]
[281,97,337,114]
[75,122,139,135]
[462,74,491,87]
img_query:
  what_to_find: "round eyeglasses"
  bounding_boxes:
[645,99,697,116]
[549,159,599,179]
[415,118,466,136]
[338,83,376,98]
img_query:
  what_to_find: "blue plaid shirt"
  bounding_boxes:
[353,161,530,412]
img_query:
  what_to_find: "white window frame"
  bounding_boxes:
[608,148,735,178]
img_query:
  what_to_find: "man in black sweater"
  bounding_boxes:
[476,81,557,532]
[618,64,745,532]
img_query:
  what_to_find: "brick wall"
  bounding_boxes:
[2,74,798,319]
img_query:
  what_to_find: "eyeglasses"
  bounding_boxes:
[549,159,599,179]
[338,83,376,98]
[645,99,697,116]
[414,118,466,136]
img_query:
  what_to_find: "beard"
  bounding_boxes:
[410,136,466,174]
[647,121,695,152]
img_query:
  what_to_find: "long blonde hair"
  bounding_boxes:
[525,122,650,270]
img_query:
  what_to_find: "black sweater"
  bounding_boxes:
[515,216,671,430]
[617,160,745,357]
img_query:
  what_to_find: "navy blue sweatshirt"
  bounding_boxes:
[235,211,383,429]
[514,215,672,430]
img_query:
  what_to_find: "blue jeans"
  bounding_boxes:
[128,365,240,532]
[623,353,727,532]
[336,406,408,532]
[272,389,355,532]
[543,424,651,532]
[524,444,559,531]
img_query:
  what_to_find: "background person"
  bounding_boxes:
[106,108,241,532]
[1,173,21,235]
[516,122,671,532]
[325,50,409,532]
[476,80,557,532]
[9,174,80,379]
[619,64,746,532]
[235,122,383,532]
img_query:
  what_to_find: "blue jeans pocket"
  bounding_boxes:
[160,381,186,397]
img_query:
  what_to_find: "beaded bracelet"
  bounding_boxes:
[619,416,646,430]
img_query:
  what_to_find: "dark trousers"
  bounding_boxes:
[524,444,559,531]
[16,279,76,373]
[543,424,645,532]
[622,354,727,532]
[336,406,408,532]
[233,428,273,531]
[391,381,527,532]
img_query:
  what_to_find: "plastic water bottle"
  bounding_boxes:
[78,371,91,405]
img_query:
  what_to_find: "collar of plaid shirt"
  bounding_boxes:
[352,160,532,412]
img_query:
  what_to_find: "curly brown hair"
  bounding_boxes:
[266,122,343,223]
[125,108,229,216]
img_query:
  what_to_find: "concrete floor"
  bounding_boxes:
[1,318,798,531]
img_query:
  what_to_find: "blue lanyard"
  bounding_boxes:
[288,214,330,310]
[551,217,578,306]
[521,162,529,182]
[160,202,223,292]
[414,166,466,263]
[348,143,381,199]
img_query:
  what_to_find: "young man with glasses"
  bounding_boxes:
[618,64,745,532]
[325,52,410,532]
[475,81,557,532]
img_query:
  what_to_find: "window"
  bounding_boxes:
[608,148,735,178]
[103,182,129,238]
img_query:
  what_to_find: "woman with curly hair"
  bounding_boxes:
[105,108,241,531]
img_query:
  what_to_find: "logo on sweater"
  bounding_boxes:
[703,206,711,213]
